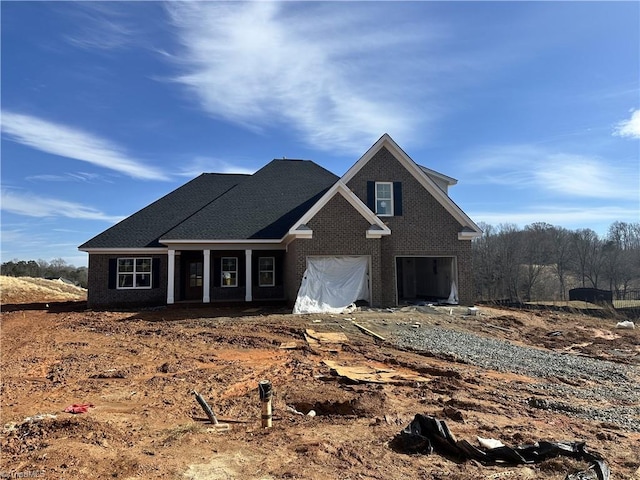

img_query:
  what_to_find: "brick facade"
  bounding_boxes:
[346,147,475,305]
[285,193,383,306]
[87,254,167,309]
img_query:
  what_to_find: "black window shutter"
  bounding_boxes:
[108,259,117,289]
[252,255,258,287]
[213,257,221,287]
[393,182,403,216]
[238,256,245,286]
[367,181,375,211]
[152,258,160,288]
[275,253,283,286]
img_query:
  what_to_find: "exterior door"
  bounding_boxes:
[185,260,204,300]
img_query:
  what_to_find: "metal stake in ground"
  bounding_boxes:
[259,380,273,428]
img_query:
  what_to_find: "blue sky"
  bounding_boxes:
[2,1,639,268]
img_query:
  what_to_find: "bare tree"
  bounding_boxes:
[605,222,640,298]
[571,229,604,288]
[548,227,572,300]
[521,223,554,301]
[472,223,499,300]
[494,224,523,301]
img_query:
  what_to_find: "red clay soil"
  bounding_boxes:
[1,302,638,479]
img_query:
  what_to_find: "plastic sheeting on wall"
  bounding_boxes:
[293,256,369,314]
[445,281,458,305]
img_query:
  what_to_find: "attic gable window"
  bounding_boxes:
[117,258,152,289]
[375,182,393,216]
[367,181,403,216]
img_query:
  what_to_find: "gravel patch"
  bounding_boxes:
[391,325,640,431]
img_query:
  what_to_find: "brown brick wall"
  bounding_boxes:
[346,147,475,305]
[286,193,383,306]
[87,254,167,308]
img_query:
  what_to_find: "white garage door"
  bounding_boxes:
[293,256,369,314]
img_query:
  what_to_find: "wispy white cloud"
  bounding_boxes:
[175,156,256,178]
[2,112,168,180]
[63,3,136,51]
[470,205,639,235]
[461,144,638,200]
[1,190,123,223]
[165,2,432,152]
[26,172,107,183]
[613,109,640,139]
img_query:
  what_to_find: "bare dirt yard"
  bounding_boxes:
[1,280,639,479]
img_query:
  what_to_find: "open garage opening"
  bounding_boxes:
[395,256,458,305]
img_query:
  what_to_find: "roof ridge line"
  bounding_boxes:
[156,182,243,243]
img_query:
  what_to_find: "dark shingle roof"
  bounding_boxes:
[79,173,247,249]
[161,159,338,241]
[79,159,339,249]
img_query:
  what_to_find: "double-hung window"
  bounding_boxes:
[258,257,275,287]
[375,182,393,216]
[117,258,152,289]
[221,257,238,287]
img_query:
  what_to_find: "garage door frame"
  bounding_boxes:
[394,255,458,305]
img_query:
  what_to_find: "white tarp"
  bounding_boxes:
[445,280,458,305]
[293,256,369,314]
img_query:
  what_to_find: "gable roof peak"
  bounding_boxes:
[340,134,481,237]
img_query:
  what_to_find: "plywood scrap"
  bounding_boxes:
[351,322,386,341]
[322,360,429,385]
[305,329,349,344]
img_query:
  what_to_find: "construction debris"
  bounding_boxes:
[616,321,635,329]
[322,360,430,385]
[351,321,386,341]
[64,403,93,414]
[392,414,609,480]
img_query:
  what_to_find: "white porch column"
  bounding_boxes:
[203,249,211,303]
[245,249,252,302]
[167,249,175,304]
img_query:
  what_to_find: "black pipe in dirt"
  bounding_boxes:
[192,390,218,425]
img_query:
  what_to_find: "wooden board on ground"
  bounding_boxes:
[322,360,430,385]
[305,329,349,344]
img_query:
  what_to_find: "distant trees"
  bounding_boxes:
[1,258,87,288]
[472,221,640,302]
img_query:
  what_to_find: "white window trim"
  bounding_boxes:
[258,257,275,287]
[117,257,152,290]
[375,181,394,217]
[221,257,238,288]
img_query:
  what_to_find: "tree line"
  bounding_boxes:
[1,258,88,288]
[472,221,640,302]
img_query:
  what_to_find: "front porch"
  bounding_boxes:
[166,247,285,305]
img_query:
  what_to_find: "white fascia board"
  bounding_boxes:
[160,239,281,244]
[367,224,390,239]
[79,247,167,254]
[458,231,482,240]
[341,133,482,236]
[159,239,285,250]
[419,165,458,186]
[289,231,313,239]
[288,181,390,237]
